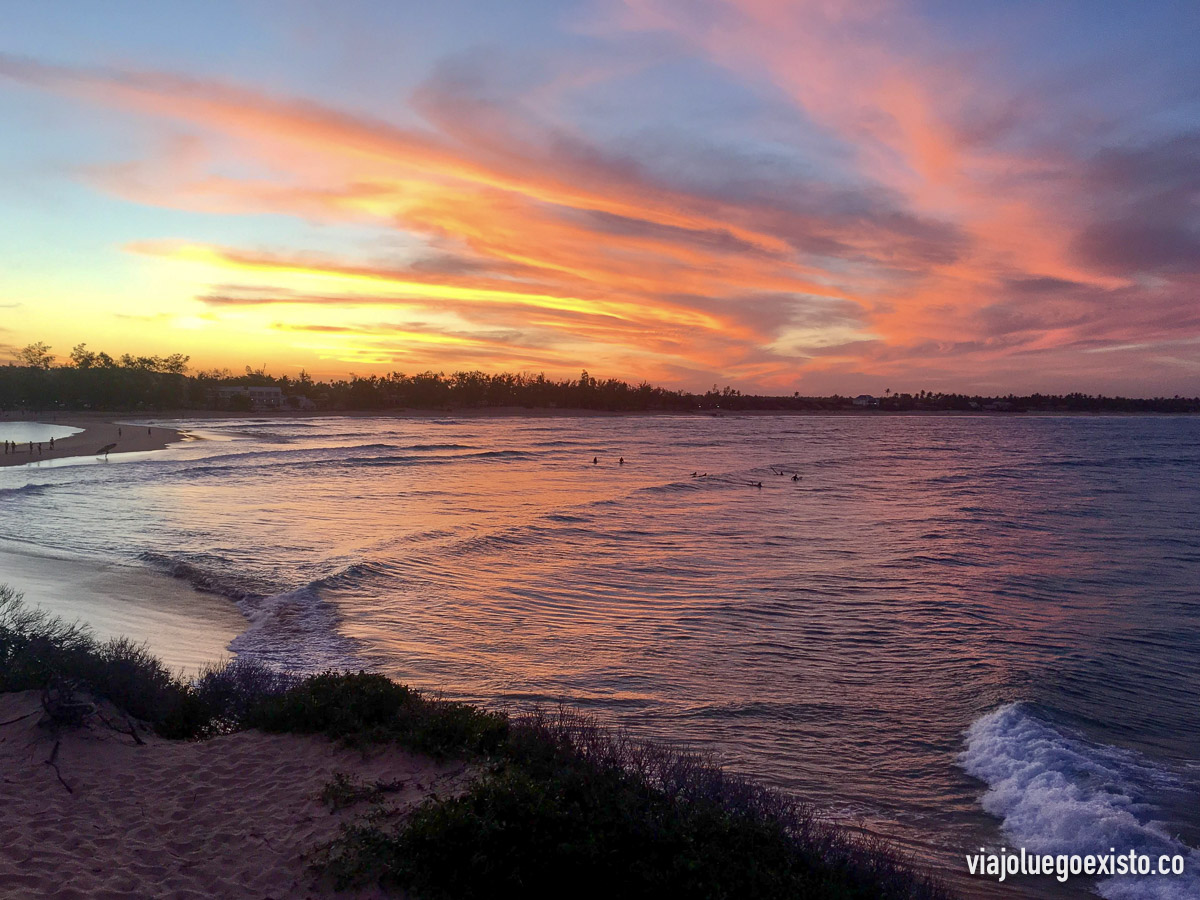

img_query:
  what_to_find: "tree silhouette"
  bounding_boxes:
[17,342,54,369]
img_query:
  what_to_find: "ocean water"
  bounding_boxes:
[1,414,1197,897]
[0,421,81,444]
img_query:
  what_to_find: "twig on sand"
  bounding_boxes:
[96,709,146,746]
[0,710,37,727]
[45,738,73,794]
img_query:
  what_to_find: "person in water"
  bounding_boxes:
[618,457,624,465]
[593,457,598,464]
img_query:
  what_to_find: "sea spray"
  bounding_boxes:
[960,703,1199,899]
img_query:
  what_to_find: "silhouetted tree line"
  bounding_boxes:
[1,343,190,411]
[2,342,1197,413]
[870,389,1200,414]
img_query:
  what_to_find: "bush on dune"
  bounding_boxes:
[0,587,506,755]
[317,707,953,900]
[0,585,289,738]
[0,584,95,691]
[247,670,508,757]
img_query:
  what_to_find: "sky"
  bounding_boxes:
[1,0,1198,395]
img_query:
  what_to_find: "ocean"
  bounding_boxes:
[1,414,1197,898]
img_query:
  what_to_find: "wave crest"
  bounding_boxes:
[960,703,1199,899]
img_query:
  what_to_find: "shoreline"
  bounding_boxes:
[5,405,1195,427]
[0,545,246,674]
[0,413,186,469]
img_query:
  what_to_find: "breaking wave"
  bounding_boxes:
[960,703,1200,899]
[140,550,364,671]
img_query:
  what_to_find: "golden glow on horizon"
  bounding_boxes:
[127,241,731,333]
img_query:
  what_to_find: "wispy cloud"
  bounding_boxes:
[0,0,1197,393]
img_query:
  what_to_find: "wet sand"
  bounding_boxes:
[0,415,185,469]
[0,548,246,675]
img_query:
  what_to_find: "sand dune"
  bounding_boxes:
[0,692,470,898]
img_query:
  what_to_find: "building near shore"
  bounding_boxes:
[212,386,284,410]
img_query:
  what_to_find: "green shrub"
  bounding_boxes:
[247,671,412,738]
[315,709,953,900]
[248,670,507,756]
[84,637,183,723]
[317,759,937,900]
[320,772,406,811]
[0,585,95,691]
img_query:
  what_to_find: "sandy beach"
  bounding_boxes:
[0,548,246,675]
[0,690,470,899]
[0,415,185,469]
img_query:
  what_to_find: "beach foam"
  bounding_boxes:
[961,703,1200,899]
[232,585,361,672]
[140,550,364,672]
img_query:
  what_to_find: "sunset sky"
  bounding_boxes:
[1,1,1197,394]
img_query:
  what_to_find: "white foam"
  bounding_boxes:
[960,703,1199,899]
[230,585,361,673]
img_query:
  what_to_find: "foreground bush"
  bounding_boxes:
[248,670,508,756]
[0,585,288,738]
[316,707,952,900]
[0,585,952,899]
[0,587,498,752]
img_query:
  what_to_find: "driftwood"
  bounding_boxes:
[95,709,146,746]
[32,681,148,794]
[0,710,37,727]
[45,737,72,794]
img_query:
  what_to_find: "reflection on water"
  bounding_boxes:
[0,421,81,443]
[0,414,1197,897]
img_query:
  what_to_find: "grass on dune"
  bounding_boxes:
[0,584,954,900]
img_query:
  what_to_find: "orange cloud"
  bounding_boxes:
[2,25,1196,394]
